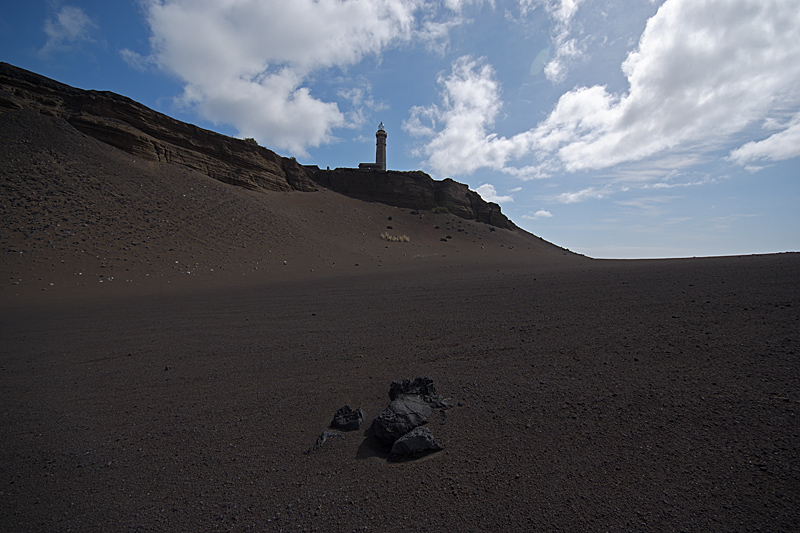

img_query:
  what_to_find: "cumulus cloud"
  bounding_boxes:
[530,0,800,172]
[39,5,97,56]
[475,183,514,203]
[411,0,800,182]
[403,56,532,176]
[729,113,800,166]
[138,0,475,156]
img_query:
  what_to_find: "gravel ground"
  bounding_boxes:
[2,107,799,532]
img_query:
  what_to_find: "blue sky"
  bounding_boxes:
[2,0,798,258]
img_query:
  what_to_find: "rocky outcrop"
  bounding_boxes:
[0,62,516,229]
[0,62,316,193]
[308,167,516,229]
[305,377,448,460]
[368,376,449,458]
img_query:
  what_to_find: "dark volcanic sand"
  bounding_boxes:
[2,108,800,531]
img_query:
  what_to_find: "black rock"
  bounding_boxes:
[370,395,431,446]
[304,431,342,455]
[389,377,435,400]
[331,405,364,431]
[390,427,442,456]
[389,377,449,409]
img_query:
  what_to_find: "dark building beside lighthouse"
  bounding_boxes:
[359,122,387,171]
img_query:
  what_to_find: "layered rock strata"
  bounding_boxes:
[307,168,515,229]
[0,62,515,229]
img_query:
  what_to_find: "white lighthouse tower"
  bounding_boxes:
[359,122,387,171]
[375,122,386,171]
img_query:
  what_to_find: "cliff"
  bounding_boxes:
[0,62,316,193]
[308,168,514,229]
[0,62,514,229]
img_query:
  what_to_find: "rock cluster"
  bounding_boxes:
[305,377,448,459]
[371,377,448,458]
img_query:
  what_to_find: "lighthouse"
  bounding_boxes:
[375,122,386,171]
[359,122,387,171]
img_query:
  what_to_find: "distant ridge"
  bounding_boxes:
[0,62,515,229]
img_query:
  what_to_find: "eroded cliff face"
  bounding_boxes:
[0,62,515,229]
[0,63,316,193]
[309,168,515,229]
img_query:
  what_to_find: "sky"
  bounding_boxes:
[1,0,798,258]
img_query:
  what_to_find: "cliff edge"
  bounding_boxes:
[0,62,514,229]
[309,167,514,229]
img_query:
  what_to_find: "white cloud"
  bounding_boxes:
[139,0,476,157]
[119,48,152,71]
[532,0,800,171]
[500,164,554,180]
[39,5,97,56]
[411,0,800,179]
[729,113,800,166]
[418,0,495,53]
[519,0,587,83]
[444,0,494,12]
[523,209,553,219]
[337,84,388,130]
[403,56,532,175]
[475,183,514,203]
[403,104,440,137]
[557,187,608,203]
[615,195,680,216]
[641,175,724,189]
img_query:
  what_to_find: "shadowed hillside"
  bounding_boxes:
[0,99,577,298]
[0,62,515,230]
